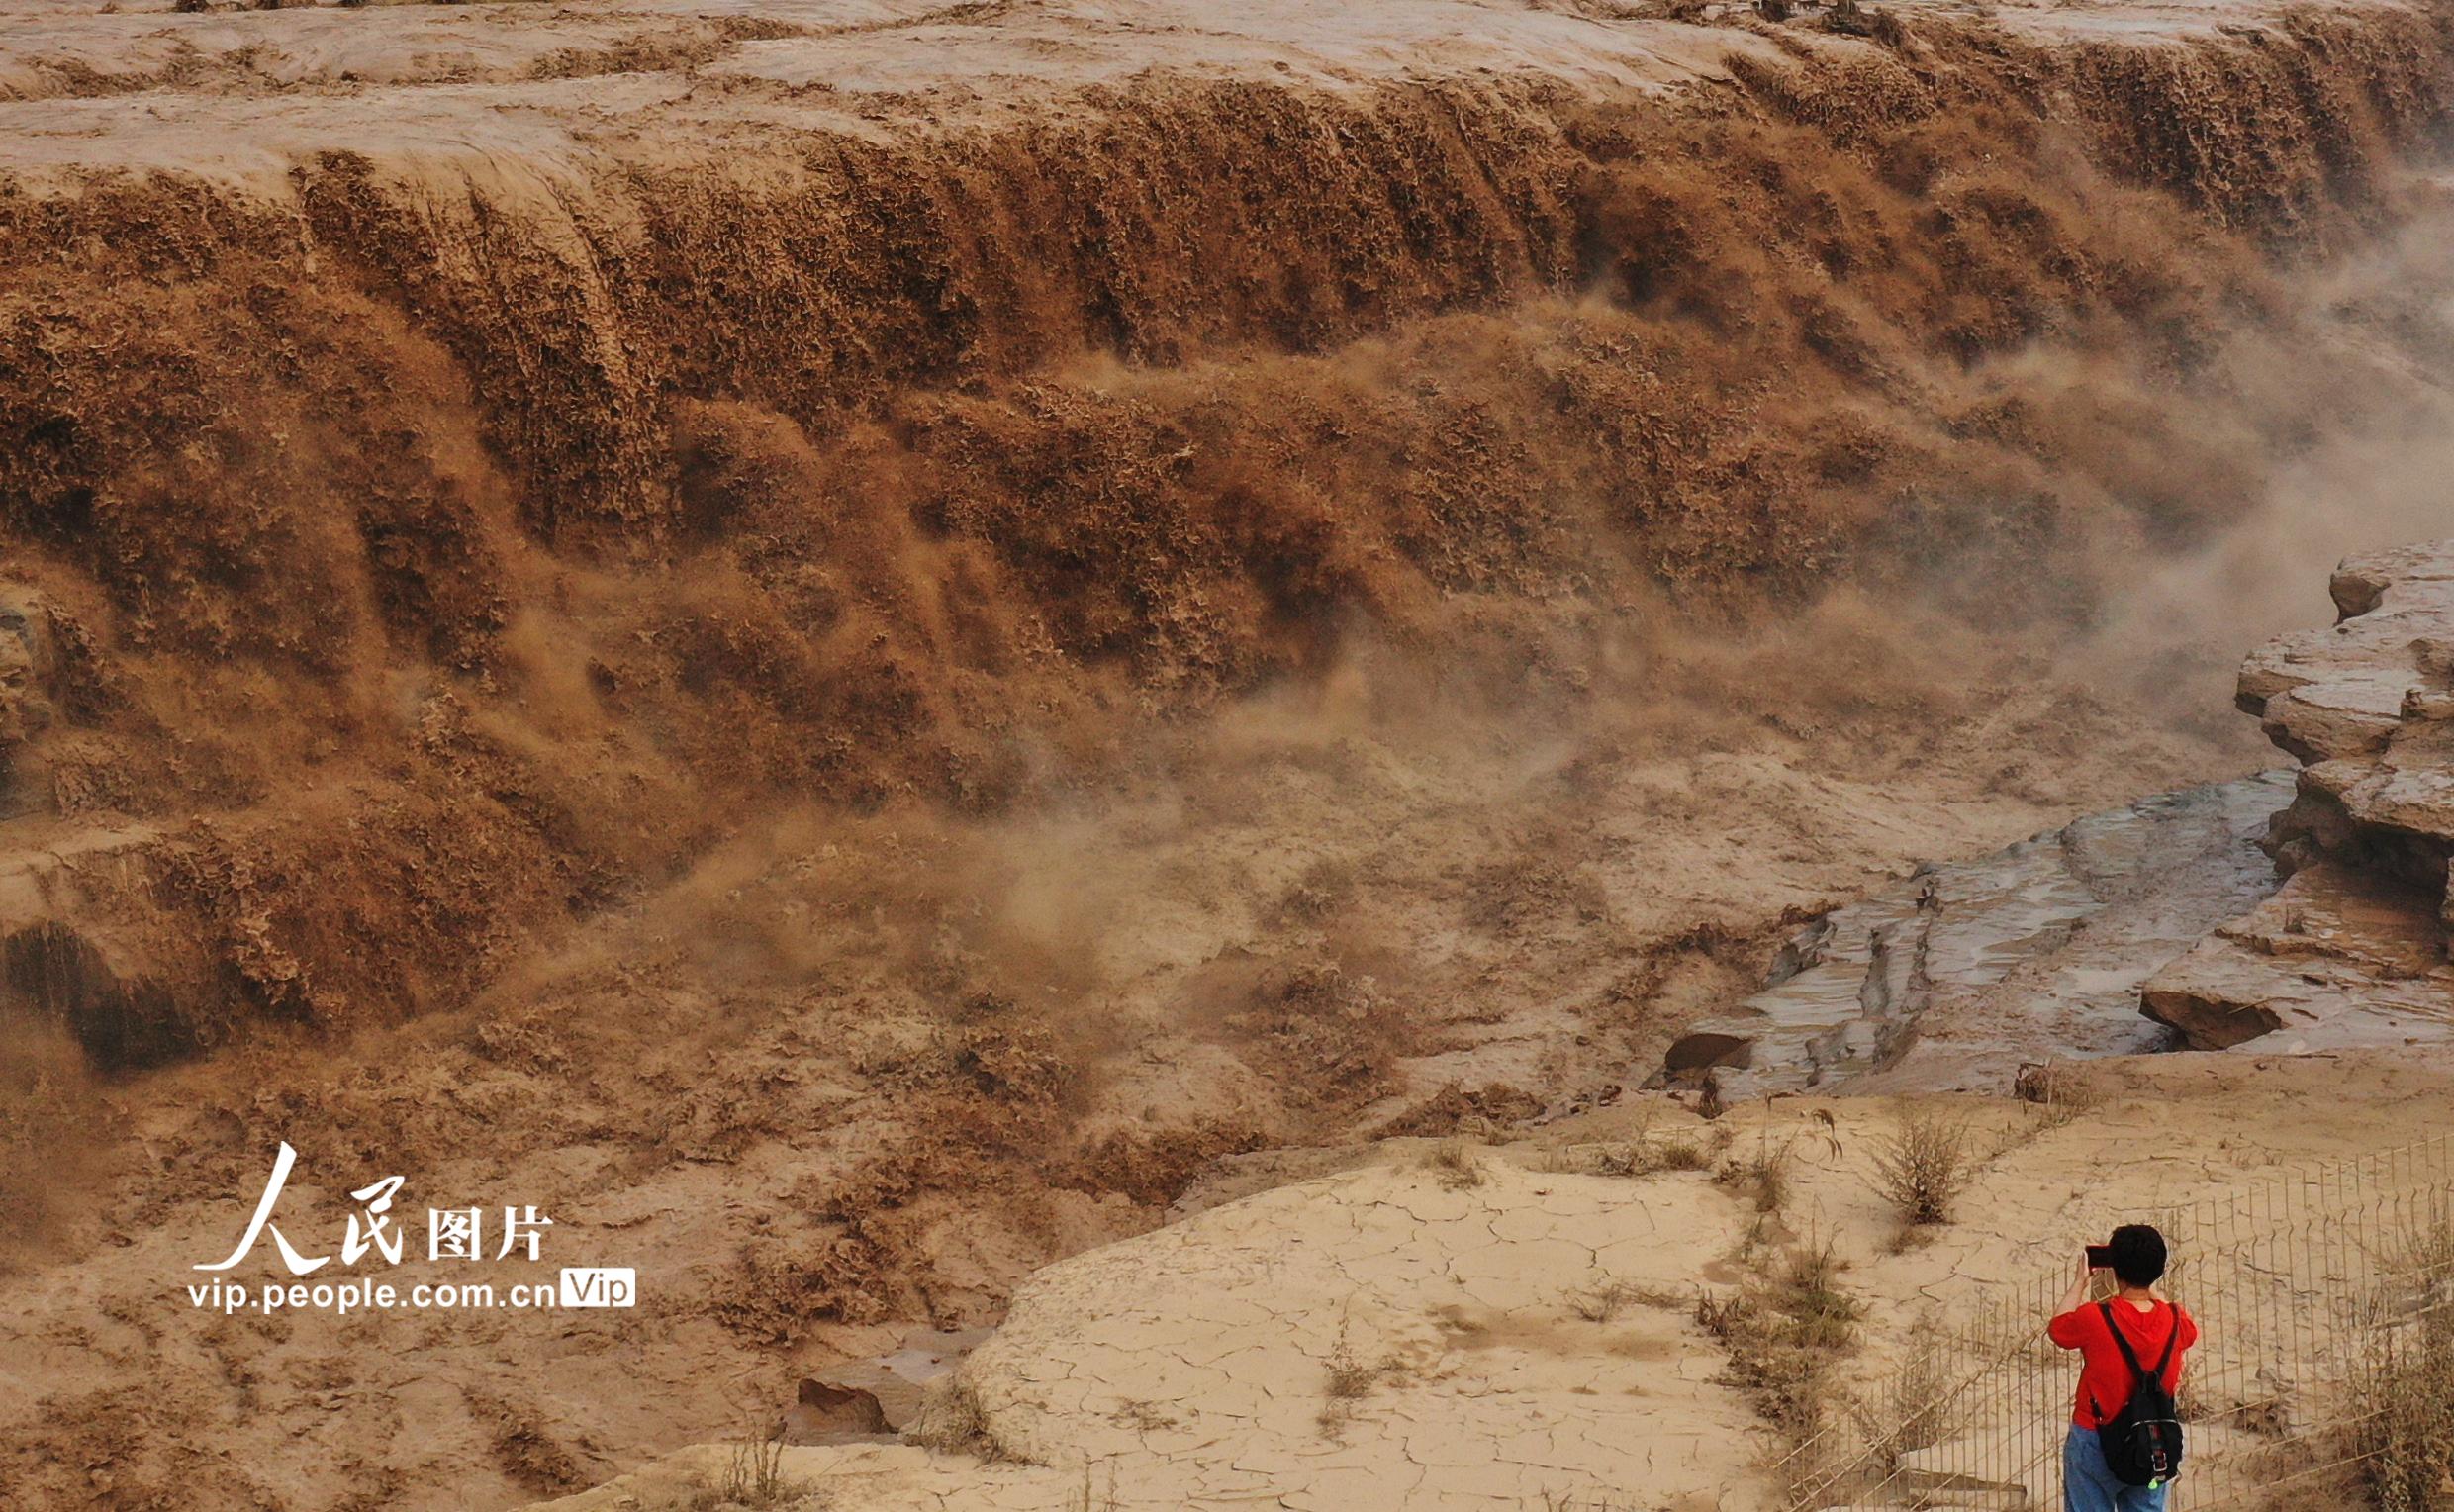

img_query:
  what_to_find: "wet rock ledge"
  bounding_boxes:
[1655,773,2292,1098]
[2144,540,2454,1052]
[1662,538,2454,1093]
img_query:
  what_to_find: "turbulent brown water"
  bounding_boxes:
[4,2,2454,1506]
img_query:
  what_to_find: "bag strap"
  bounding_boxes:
[2150,1306,2181,1377]
[2098,1300,2179,1387]
[2098,1301,2152,1384]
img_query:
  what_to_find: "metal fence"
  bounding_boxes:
[1780,1133,2454,1510]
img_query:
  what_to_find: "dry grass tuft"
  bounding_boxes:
[685,1421,826,1511]
[1700,1233,1865,1454]
[2360,1338,2454,1512]
[1544,1136,1712,1178]
[1768,1238,1862,1353]
[2352,1216,2454,1510]
[1861,1310,1958,1467]
[1421,1138,1488,1190]
[1323,1356,1380,1400]
[908,1374,1018,1465]
[1066,1460,1121,1512]
[1694,1287,1752,1341]
[1316,1335,1404,1438]
[1717,1132,1795,1214]
[1872,1111,1973,1228]
[1564,1278,1679,1324]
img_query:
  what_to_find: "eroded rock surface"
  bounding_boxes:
[2248,540,2454,921]
[1656,772,2293,1097]
[2142,863,2454,1051]
[2143,538,2454,1051]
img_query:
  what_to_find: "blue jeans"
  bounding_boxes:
[2064,1426,2169,1512]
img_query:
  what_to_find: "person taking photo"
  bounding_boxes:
[2049,1223,2198,1511]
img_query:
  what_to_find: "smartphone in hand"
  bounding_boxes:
[2085,1243,2116,1270]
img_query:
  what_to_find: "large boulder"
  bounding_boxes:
[2142,863,2454,1052]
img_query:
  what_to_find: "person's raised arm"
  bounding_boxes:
[2047,1252,2099,1348]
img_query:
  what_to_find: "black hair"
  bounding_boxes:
[2109,1223,2167,1287]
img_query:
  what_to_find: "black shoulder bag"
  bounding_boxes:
[2095,1301,2185,1488]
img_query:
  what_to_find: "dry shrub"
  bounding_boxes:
[2014,1060,2104,1129]
[2357,1345,2454,1511]
[1872,1111,1973,1228]
[685,1419,830,1512]
[2353,1218,2454,1511]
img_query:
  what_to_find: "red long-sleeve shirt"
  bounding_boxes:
[2048,1297,2197,1429]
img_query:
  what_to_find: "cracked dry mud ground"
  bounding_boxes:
[536,1139,1785,1512]
[534,1055,2454,1512]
